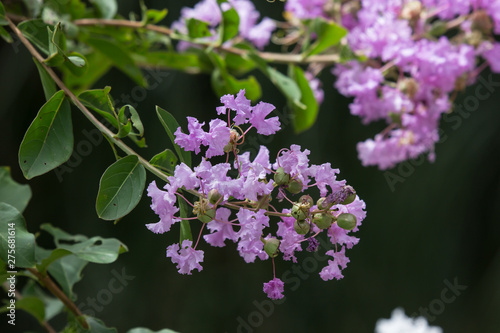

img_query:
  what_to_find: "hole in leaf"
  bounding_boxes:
[23,160,27,163]
[93,240,103,246]
[59,239,78,245]
[113,203,117,206]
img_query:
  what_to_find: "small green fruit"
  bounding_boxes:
[287,178,303,194]
[274,167,290,185]
[337,213,357,230]
[294,219,310,235]
[291,203,308,221]
[313,213,333,229]
[208,189,222,205]
[263,238,280,258]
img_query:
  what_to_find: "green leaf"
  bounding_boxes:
[156,106,192,167]
[289,66,319,133]
[0,166,32,213]
[96,155,146,220]
[63,51,112,94]
[78,87,119,129]
[65,52,88,77]
[119,105,144,136]
[90,0,117,19]
[21,280,65,321]
[209,52,261,101]
[178,195,193,244]
[140,2,168,25]
[36,247,87,300]
[0,2,7,26]
[18,20,53,54]
[44,24,66,67]
[36,248,73,274]
[0,26,12,43]
[16,297,45,323]
[149,149,177,174]
[132,52,212,74]
[22,0,43,18]
[226,52,256,75]
[127,329,179,333]
[85,37,147,87]
[248,53,303,107]
[37,224,128,266]
[220,7,239,43]
[306,20,347,56]
[0,203,36,268]
[211,69,262,101]
[18,90,73,179]
[186,18,212,38]
[34,59,57,101]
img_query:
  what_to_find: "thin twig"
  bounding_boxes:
[26,268,88,330]
[73,18,340,64]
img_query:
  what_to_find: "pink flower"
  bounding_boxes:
[204,208,238,247]
[145,181,180,234]
[263,278,285,300]
[166,240,204,275]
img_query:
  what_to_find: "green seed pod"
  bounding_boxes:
[263,238,281,258]
[294,219,310,235]
[287,178,303,194]
[341,186,356,205]
[274,167,290,186]
[208,189,222,205]
[337,213,357,230]
[299,195,314,207]
[313,213,333,229]
[291,203,308,221]
[317,197,333,210]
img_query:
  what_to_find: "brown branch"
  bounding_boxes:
[73,18,340,64]
[26,268,88,330]
[6,16,171,184]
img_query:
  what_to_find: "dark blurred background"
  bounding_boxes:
[1,1,499,332]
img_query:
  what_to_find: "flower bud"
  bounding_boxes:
[341,186,356,205]
[299,195,314,207]
[294,219,310,235]
[429,21,447,37]
[291,203,309,221]
[336,213,357,230]
[317,197,333,210]
[274,167,290,186]
[208,189,222,205]
[313,213,333,229]
[287,178,303,194]
[263,238,280,258]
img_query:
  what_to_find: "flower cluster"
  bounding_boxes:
[147,90,366,299]
[172,0,276,50]
[286,0,500,169]
[375,308,443,333]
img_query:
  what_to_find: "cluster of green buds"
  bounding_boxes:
[274,167,303,194]
[286,186,359,236]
